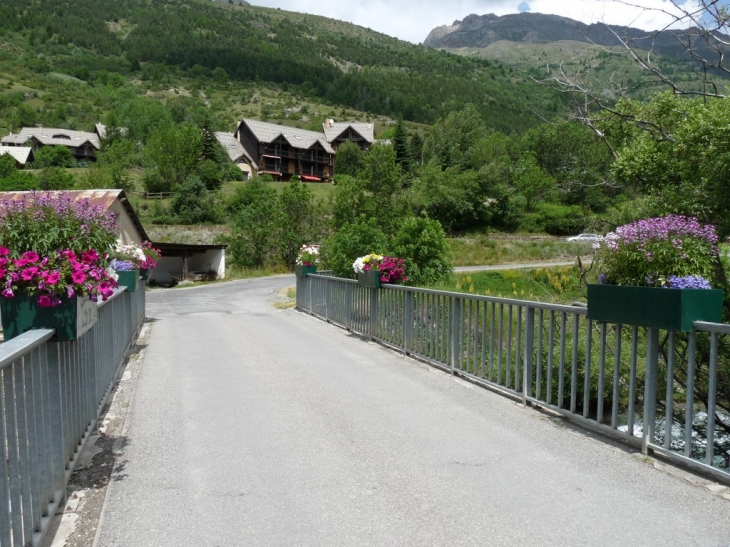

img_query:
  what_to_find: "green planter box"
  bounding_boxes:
[295,265,317,278]
[140,268,149,281]
[357,270,381,289]
[116,270,139,293]
[587,284,724,332]
[0,294,98,341]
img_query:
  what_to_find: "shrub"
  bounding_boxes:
[391,216,452,286]
[320,217,388,278]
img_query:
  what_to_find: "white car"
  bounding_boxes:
[565,233,600,242]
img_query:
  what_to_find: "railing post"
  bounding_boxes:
[308,276,314,315]
[345,282,353,330]
[643,327,659,455]
[523,307,535,406]
[404,291,413,355]
[369,288,378,340]
[450,297,461,376]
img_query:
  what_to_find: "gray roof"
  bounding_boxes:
[240,119,335,154]
[94,123,107,139]
[214,132,257,168]
[2,127,100,149]
[323,122,375,144]
[0,146,33,165]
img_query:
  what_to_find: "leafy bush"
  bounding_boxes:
[520,203,586,235]
[37,167,74,190]
[32,146,75,168]
[320,217,388,278]
[391,216,452,286]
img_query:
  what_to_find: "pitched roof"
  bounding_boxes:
[323,122,375,144]
[0,189,148,241]
[0,146,33,165]
[239,119,335,154]
[214,132,257,168]
[94,123,107,139]
[2,127,101,149]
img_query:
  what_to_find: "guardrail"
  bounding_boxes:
[297,274,730,484]
[0,282,145,546]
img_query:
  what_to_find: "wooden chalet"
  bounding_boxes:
[234,119,335,182]
[323,119,375,151]
[1,127,100,162]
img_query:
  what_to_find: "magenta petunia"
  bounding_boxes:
[0,247,9,256]
[22,251,40,263]
[46,271,61,285]
[71,271,86,284]
[37,295,53,307]
[20,267,39,281]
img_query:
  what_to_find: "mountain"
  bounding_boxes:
[423,12,721,61]
[0,0,568,135]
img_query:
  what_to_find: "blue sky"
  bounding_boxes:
[247,1,713,43]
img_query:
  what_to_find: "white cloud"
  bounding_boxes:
[247,0,706,43]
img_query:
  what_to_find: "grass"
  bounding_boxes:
[447,234,594,266]
[428,265,587,305]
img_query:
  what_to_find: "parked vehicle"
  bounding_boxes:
[566,233,600,242]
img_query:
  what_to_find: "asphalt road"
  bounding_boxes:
[96,276,730,547]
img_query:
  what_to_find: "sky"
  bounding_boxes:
[246,0,713,44]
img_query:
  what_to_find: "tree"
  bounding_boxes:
[320,217,388,278]
[422,104,486,171]
[97,139,137,193]
[276,179,323,269]
[510,153,557,213]
[143,123,202,192]
[226,178,279,268]
[33,146,74,168]
[334,141,363,177]
[391,216,453,286]
[170,175,222,224]
[392,117,411,173]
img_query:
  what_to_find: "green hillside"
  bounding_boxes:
[0,0,567,135]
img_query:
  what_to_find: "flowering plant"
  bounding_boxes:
[353,254,383,274]
[0,247,118,307]
[296,245,319,267]
[353,254,407,284]
[140,241,161,269]
[0,192,117,257]
[111,242,145,269]
[379,256,407,284]
[594,215,718,289]
[109,259,136,271]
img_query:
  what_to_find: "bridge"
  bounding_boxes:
[3,275,730,546]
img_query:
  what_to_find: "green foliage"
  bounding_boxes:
[276,179,323,268]
[422,104,486,171]
[143,123,202,192]
[32,146,74,168]
[320,217,389,278]
[97,139,137,193]
[393,117,411,173]
[226,178,279,268]
[391,216,453,286]
[170,175,223,225]
[37,167,74,190]
[510,153,557,213]
[520,203,586,235]
[334,141,363,177]
[195,159,223,191]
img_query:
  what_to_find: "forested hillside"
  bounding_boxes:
[0,0,566,132]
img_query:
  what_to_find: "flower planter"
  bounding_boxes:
[0,294,98,341]
[357,270,381,289]
[587,284,723,332]
[295,265,317,278]
[116,270,139,293]
[140,268,149,281]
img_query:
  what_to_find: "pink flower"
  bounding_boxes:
[22,251,40,263]
[2,288,13,298]
[37,295,53,307]
[14,257,30,268]
[81,250,99,264]
[46,271,61,285]
[67,286,75,298]
[71,271,86,284]
[20,267,39,281]
[0,247,9,256]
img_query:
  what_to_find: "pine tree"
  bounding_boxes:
[392,117,411,173]
[200,114,219,163]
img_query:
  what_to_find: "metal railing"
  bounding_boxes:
[0,282,146,546]
[297,274,730,484]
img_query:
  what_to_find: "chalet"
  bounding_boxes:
[0,146,34,168]
[323,119,375,151]
[215,132,255,180]
[1,127,100,162]
[234,119,335,182]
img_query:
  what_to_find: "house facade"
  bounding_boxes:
[1,127,100,162]
[234,119,335,182]
[322,119,375,151]
[215,131,255,180]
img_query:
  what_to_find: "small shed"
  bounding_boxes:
[148,243,227,285]
[0,146,34,167]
